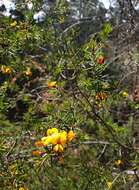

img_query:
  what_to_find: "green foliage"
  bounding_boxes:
[100,23,113,40]
[0,1,139,190]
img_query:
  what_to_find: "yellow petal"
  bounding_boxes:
[41,136,52,146]
[67,130,75,142]
[19,188,26,190]
[59,17,65,24]
[47,81,57,88]
[1,66,12,74]
[58,144,64,152]
[61,131,67,136]
[53,144,64,153]
[107,181,112,189]
[59,132,67,145]
[47,128,58,136]
[122,91,128,98]
[51,133,60,145]
[53,144,59,152]
[115,159,123,166]
[25,68,32,76]
[10,20,17,27]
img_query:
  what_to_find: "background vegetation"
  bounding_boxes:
[0,0,139,190]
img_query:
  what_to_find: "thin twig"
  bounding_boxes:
[80,141,110,145]
[6,140,17,158]
[97,144,108,160]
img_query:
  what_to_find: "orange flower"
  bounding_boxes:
[35,140,44,147]
[95,92,107,101]
[32,150,44,156]
[97,55,105,64]
[47,81,57,88]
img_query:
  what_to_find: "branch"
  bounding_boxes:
[76,84,132,150]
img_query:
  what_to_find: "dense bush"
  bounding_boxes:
[0,1,139,190]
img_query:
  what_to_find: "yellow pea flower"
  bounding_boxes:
[10,20,17,27]
[8,163,18,175]
[47,81,57,88]
[5,68,12,74]
[67,130,75,142]
[1,65,12,74]
[107,181,112,189]
[47,128,58,136]
[53,144,64,153]
[19,187,27,190]
[122,91,128,98]
[59,17,65,24]
[19,188,24,190]
[115,159,123,167]
[24,67,32,76]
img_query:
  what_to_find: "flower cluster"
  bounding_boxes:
[0,65,33,77]
[0,65,57,92]
[34,128,75,155]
